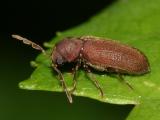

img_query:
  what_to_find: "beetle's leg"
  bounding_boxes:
[70,60,81,93]
[118,73,133,90]
[84,65,104,97]
[52,64,73,103]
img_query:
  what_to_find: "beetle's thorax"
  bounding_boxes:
[52,38,84,65]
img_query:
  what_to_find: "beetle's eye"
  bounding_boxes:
[56,56,65,65]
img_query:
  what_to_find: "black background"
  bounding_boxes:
[0,0,133,120]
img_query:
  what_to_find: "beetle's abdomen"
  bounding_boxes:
[82,39,150,74]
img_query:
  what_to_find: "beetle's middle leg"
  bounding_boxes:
[84,65,104,97]
[69,60,81,94]
[117,73,133,90]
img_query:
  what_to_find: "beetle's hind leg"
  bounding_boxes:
[84,65,104,98]
[117,73,133,90]
[52,64,73,103]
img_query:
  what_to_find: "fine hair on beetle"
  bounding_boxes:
[12,34,150,103]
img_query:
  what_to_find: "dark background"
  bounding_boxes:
[0,0,133,120]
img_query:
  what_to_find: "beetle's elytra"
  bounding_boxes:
[12,35,150,103]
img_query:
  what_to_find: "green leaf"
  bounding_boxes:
[19,0,160,119]
[127,99,160,120]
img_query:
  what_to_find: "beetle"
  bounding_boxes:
[12,35,150,103]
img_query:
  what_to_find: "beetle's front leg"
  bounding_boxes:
[52,64,73,103]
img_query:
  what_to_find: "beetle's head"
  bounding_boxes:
[52,37,83,66]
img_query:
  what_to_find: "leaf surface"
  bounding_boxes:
[19,0,160,119]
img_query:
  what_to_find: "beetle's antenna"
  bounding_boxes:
[12,34,46,55]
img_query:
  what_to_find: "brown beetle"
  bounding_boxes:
[12,35,150,103]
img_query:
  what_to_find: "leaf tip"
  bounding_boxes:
[30,61,39,68]
[18,80,36,90]
[19,81,25,89]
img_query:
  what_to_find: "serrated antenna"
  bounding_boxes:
[12,34,46,55]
